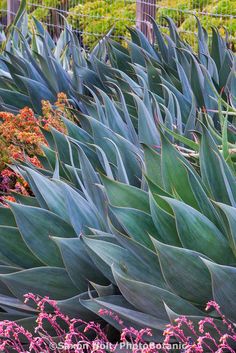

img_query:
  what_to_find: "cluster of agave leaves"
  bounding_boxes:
[0,0,236,344]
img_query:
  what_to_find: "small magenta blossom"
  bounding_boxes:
[0,296,236,353]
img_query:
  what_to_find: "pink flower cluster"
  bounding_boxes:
[163,301,236,353]
[0,295,235,353]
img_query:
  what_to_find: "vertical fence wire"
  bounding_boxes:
[1,1,236,48]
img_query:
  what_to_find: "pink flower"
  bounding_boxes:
[0,295,236,353]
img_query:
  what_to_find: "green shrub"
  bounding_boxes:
[28,0,62,21]
[0,0,6,11]
[68,0,135,47]
[1,0,236,47]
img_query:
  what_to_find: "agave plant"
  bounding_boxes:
[0,1,236,342]
[0,80,235,340]
[0,1,235,136]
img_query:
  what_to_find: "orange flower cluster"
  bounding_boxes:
[0,93,71,204]
[0,93,69,167]
[41,92,68,133]
[0,107,45,162]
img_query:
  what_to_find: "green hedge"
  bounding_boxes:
[67,1,135,47]
[1,0,235,47]
[67,0,236,47]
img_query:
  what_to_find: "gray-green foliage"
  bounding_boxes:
[0,3,236,129]
[0,109,236,338]
[0,2,236,339]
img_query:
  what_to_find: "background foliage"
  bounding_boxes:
[1,0,235,47]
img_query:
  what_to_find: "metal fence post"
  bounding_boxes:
[136,0,156,41]
[7,0,20,25]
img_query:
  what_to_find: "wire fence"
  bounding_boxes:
[1,1,236,48]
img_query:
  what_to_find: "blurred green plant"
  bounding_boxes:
[67,0,135,47]
[1,0,235,48]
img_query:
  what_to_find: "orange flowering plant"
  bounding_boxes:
[0,93,71,204]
